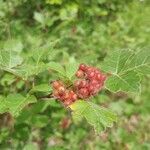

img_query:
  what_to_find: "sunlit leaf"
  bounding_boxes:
[0,49,23,69]
[101,48,150,92]
[0,94,37,117]
[70,100,117,133]
[48,61,66,76]
[30,84,52,93]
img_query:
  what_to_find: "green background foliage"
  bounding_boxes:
[0,0,150,149]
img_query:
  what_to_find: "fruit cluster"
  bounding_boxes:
[75,64,106,99]
[52,80,77,106]
[52,64,106,106]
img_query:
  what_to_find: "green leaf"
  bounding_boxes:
[48,61,66,76]
[46,0,62,5]
[65,60,78,80]
[31,44,53,62]
[0,94,37,117]
[70,100,117,133]
[0,96,7,113]
[30,115,49,128]
[101,48,150,92]
[34,12,45,25]
[3,39,23,53]
[30,84,52,93]
[0,49,23,69]
[23,143,38,150]
[7,62,48,80]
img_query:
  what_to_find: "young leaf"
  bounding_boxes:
[65,62,78,80]
[101,48,150,92]
[48,61,66,76]
[70,100,117,133]
[30,84,52,93]
[0,49,23,69]
[0,96,7,113]
[0,94,37,117]
[5,62,48,80]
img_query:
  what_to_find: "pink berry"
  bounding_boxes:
[76,70,84,78]
[79,64,87,71]
[87,71,95,78]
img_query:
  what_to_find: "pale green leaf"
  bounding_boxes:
[34,12,45,25]
[101,48,150,92]
[4,62,48,80]
[0,96,7,113]
[30,115,49,128]
[48,61,66,76]
[0,50,23,69]
[70,100,117,133]
[23,143,38,150]
[46,0,62,5]
[0,94,37,117]
[65,61,78,80]
[30,84,52,93]
[3,39,23,53]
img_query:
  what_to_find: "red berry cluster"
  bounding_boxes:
[52,80,77,106]
[75,64,106,99]
[51,64,106,106]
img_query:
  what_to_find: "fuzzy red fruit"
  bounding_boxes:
[63,92,70,100]
[53,90,59,97]
[72,94,77,101]
[87,67,94,73]
[90,80,98,86]
[69,91,77,102]
[52,80,63,89]
[78,88,89,98]
[101,75,107,81]
[96,74,101,80]
[74,80,81,87]
[64,100,73,106]
[94,69,100,74]
[79,64,87,71]
[87,71,95,78]
[80,80,88,88]
[88,85,94,92]
[58,86,65,93]
[76,70,84,78]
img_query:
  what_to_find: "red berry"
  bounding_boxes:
[74,80,81,87]
[88,85,94,92]
[52,80,63,89]
[101,75,107,81]
[96,74,101,80]
[87,71,95,78]
[76,70,84,78]
[91,80,98,86]
[72,94,77,101]
[57,86,65,93]
[80,80,88,88]
[53,90,59,97]
[79,64,87,71]
[64,100,73,106]
[78,88,89,98]
[87,67,94,73]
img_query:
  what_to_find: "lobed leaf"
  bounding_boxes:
[48,61,66,76]
[30,84,52,93]
[65,62,78,80]
[0,94,37,117]
[70,100,117,133]
[101,48,150,92]
[0,49,23,69]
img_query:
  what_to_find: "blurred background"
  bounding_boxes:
[0,0,150,149]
